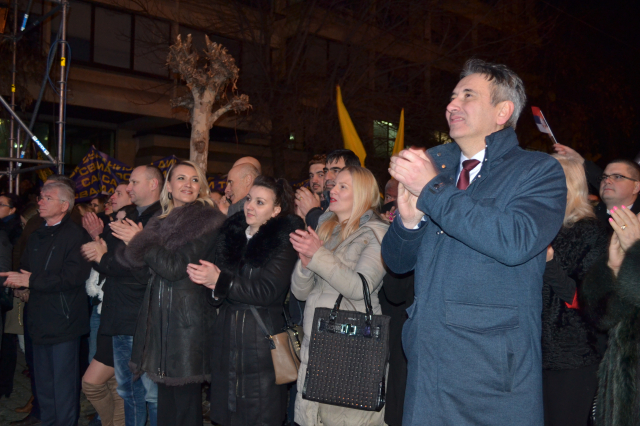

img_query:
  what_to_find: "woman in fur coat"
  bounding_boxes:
[582,204,640,426]
[541,156,609,426]
[117,161,226,426]
[188,175,304,426]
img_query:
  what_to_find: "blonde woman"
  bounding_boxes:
[115,161,226,426]
[541,155,609,426]
[289,166,389,426]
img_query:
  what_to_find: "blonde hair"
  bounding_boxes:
[316,166,385,246]
[552,154,595,227]
[159,160,213,218]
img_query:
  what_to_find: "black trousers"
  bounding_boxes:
[543,364,599,426]
[157,382,202,426]
[33,338,81,426]
[0,332,18,397]
[23,304,41,419]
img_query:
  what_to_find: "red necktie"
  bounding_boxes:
[457,159,480,190]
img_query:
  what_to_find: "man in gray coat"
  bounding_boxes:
[382,59,567,425]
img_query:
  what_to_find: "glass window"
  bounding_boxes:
[134,16,170,76]
[94,7,131,68]
[51,1,91,62]
[373,120,398,158]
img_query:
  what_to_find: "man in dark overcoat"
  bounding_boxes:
[382,59,567,425]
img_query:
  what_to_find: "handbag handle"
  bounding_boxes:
[329,273,374,327]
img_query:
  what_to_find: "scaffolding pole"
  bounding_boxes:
[57,0,69,175]
[1,0,67,189]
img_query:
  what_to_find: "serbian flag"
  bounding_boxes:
[531,106,558,144]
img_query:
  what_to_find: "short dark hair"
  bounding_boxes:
[93,194,108,204]
[252,175,295,217]
[460,59,526,129]
[326,149,360,168]
[144,165,164,185]
[309,154,326,167]
[0,193,19,209]
[609,159,640,180]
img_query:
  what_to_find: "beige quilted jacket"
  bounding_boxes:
[291,209,389,426]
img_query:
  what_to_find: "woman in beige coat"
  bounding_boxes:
[290,166,389,426]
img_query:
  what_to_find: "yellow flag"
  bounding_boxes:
[336,86,366,166]
[392,109,405,156]
[36,151,54,182]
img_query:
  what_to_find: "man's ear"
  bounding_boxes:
[633,180,640,196]
[150,179,159,191]
[496,100,515,126]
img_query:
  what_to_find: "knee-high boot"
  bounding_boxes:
[107,376,125,426]
[82,380,119,426]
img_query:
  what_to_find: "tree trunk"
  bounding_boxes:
[189,89,214,172]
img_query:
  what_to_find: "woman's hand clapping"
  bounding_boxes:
[187,260,221,290]
[608,206,640,276]
[290,226,323,268]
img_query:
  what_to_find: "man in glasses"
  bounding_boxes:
[554,144,640,226]
[597,160,640,221]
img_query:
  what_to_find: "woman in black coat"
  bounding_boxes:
[581,203,640,426]
[116,160,226,426]
[188,175,304,426]
[541,156,609,426]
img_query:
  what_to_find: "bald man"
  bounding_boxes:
[225,163,260,217]
[232,156,262,175]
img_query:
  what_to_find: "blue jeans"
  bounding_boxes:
[113,335,157,426]
[89,305,101,363]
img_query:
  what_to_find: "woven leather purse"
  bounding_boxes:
[302,273,390,411]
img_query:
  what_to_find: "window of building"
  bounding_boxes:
[373,120,398,157]
[94,7,132,68]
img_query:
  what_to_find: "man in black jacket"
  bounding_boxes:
[82,165,162,426]
[2,181,91,426]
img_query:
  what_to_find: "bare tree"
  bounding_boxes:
[167,34,251,171]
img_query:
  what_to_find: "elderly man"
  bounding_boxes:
[2,181,91,426]
[382,59,566,425]
[224,162,259,217]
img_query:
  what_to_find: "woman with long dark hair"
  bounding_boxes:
[116,160,226,426]
[188,175,304,426]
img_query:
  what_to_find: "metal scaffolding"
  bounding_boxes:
[0,0,69,194]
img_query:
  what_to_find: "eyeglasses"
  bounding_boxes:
[599,174,639,183]
[0,203,11,208]
[37,195,66,203]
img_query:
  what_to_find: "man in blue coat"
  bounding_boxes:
[382,59,566,425]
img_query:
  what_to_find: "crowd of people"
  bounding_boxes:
[0,58,639,426]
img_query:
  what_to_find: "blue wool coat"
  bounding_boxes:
[381,127,567,426]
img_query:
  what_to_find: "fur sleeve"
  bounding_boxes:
[617,240,640,306]
[115,217,163,269]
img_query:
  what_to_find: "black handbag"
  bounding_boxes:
[302,273,390,411]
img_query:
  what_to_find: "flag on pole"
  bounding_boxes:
[531,106,559,144]
[392,108,405,156]
[336,86,366,166]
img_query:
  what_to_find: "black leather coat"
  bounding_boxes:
[117,201,226,385]
[208,212,304,426]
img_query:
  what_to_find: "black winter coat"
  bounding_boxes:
[541,218,608,370]
[208,212,304,426]
[96,201,161,336]
[117,201,226,385]
[21,214,92,345]
[582,240,640,426]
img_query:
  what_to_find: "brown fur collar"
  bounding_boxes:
[116,201,225,269]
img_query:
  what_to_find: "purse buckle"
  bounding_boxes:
[340,323,357,335]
